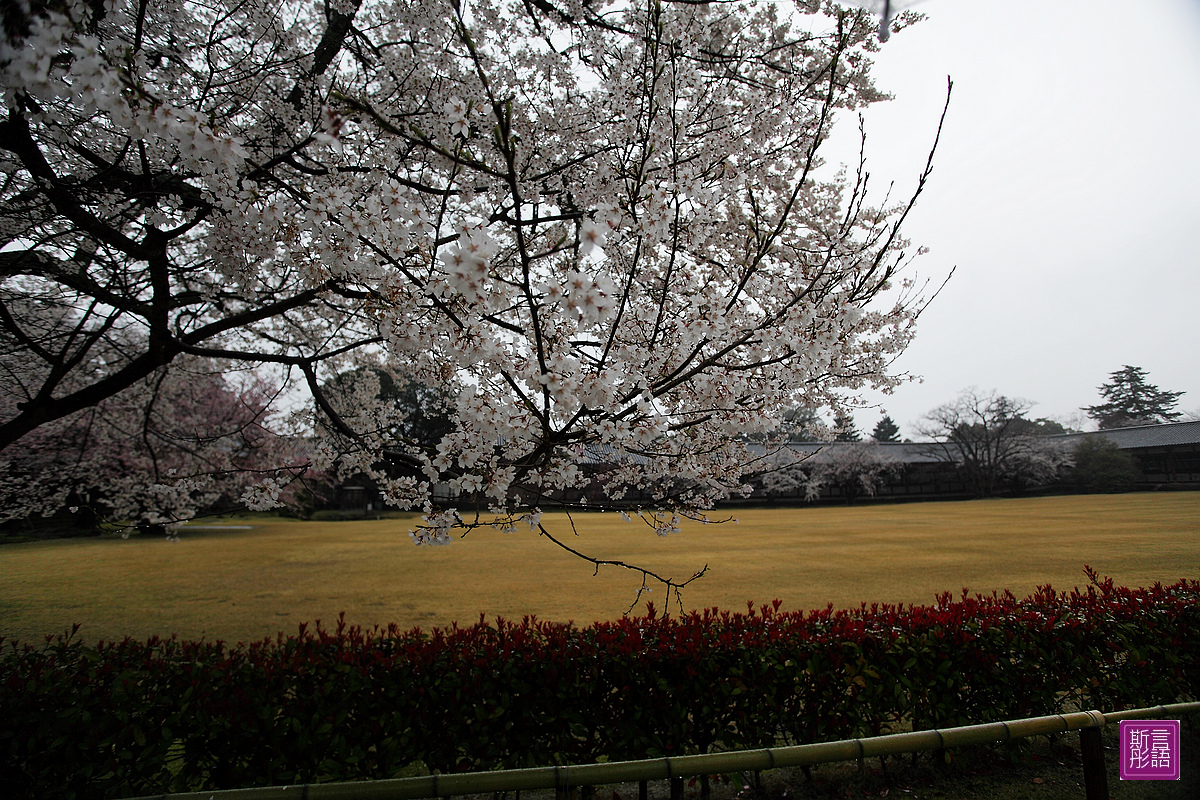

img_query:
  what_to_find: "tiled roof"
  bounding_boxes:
[1053,420,1200,449]
[748,421,1200,464]
[742,441,946,464]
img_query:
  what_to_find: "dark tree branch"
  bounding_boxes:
[1,112,154,259]
[286,0,364,109]
[0,342,180,451]
[536,522,708,615]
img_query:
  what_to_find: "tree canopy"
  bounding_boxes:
[917,389,1071,497]
[871,413,900,442]
[832,410,862,442]
[0,0,943,577]
[1070,437,1139,494]
[1083,366,1184,430]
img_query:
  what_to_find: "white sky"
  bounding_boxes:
[822,0,1200,438]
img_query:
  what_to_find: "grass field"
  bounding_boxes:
[1,492,1198,646]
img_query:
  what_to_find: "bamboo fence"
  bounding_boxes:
[127,701,1200,800]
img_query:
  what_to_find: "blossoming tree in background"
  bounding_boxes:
[761,440,902,504]
[0,349,294,535]
[1,0,945,589]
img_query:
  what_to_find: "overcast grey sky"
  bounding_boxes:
[823,0,1200,437]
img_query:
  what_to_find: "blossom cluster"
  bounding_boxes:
[439,228,500,304]
[0,0,937,541]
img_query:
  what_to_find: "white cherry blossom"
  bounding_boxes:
[0,0,946,571]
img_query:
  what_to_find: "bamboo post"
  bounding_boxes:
[554,765,573,800]
[1079,727,1109,800]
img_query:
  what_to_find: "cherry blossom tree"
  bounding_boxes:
[1,0,944,587]
[758,440,900,503]
[0,350,298,535]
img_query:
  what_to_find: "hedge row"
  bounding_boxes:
[2,569,1197,800]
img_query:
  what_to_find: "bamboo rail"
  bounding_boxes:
[127,701,1200,800]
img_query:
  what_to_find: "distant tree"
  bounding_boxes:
[1084,366,1184,429]
[833,411,862,442]
[1011,417,1070,436]
[0,356,294,533]
[871,414,901,443]
[320,368,455,452]
[917,389,1073,497]
[757,441,901,504]
[386,377,457,452]
[1070,437,1139,494]
[780,407,826,443]
[807,441,901,503]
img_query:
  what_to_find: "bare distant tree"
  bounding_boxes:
[917,389,1072,497]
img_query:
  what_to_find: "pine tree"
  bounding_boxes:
[1083,366,1184,429]
[872,414,901,443]
[833,411,861,442]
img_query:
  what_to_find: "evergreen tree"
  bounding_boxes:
[871,414,901,443]
[1071,437,1139,493]
[833,411,861,442]
[1083,366,1184,429]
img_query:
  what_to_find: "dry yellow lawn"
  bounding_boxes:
[1,492,1197,646]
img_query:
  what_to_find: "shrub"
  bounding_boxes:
[2,571,1196,799]
[1071,437,1140,493]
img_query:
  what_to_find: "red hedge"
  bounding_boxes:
[2,569,1197,799]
